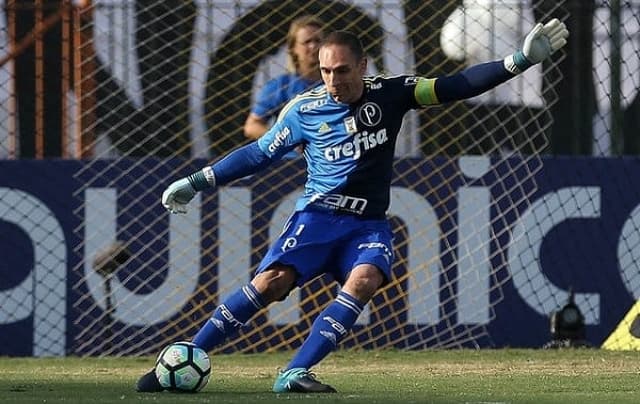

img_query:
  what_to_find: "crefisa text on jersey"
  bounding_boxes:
[323,129,389,161]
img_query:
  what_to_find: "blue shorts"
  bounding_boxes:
[255,210,394,287]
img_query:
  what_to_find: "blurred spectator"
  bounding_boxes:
[243,15,324,154]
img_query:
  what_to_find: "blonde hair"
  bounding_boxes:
[286,15,324,73]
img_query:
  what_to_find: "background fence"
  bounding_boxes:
[1,0,640,357]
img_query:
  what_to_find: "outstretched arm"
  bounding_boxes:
[416,19,569,105]
[162,101,303,214]
[161,142,273,214]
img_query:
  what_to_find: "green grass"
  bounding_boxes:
[1,349,639,403]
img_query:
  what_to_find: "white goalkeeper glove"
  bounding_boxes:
[161,167,215,214]
[504,18,569,74]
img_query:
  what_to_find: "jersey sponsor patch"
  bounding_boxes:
[322,129,389,161]
[267,126,292,153]
[308,193,369,215]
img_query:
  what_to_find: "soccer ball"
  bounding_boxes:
[155,341,211,392]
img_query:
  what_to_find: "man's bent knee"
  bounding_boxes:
[251,266,297,305]
[342,264,384,303]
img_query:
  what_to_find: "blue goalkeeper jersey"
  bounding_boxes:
[256,75,422,218]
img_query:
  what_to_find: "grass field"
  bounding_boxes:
[1,349,639,403]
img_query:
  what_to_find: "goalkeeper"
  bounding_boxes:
[137,20,568,394]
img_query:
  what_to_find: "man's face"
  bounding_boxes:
[319,44,366,104]
[294,25,323,72]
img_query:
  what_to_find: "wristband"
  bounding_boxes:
[187,167,216,192]
[513,50,533,71]
[503,50,533,75]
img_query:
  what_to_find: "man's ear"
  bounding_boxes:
[359,57,368,75]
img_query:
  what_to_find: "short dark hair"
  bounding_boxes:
[320,31,364,61]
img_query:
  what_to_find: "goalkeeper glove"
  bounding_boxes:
[161,167,215,214]
[504,18,569,74]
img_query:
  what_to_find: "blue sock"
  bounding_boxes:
[286,291,364,370]
[192,284,265,352]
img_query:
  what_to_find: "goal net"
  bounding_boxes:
[71,0,567,356]
[3,0,573,356]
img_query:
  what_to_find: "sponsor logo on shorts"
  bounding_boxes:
[358,242,393,263]
[281,237,298,252]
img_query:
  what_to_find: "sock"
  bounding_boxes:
[192,283,265,351]
[286,291,364,370]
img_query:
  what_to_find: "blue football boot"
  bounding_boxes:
[273,368,336,393]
